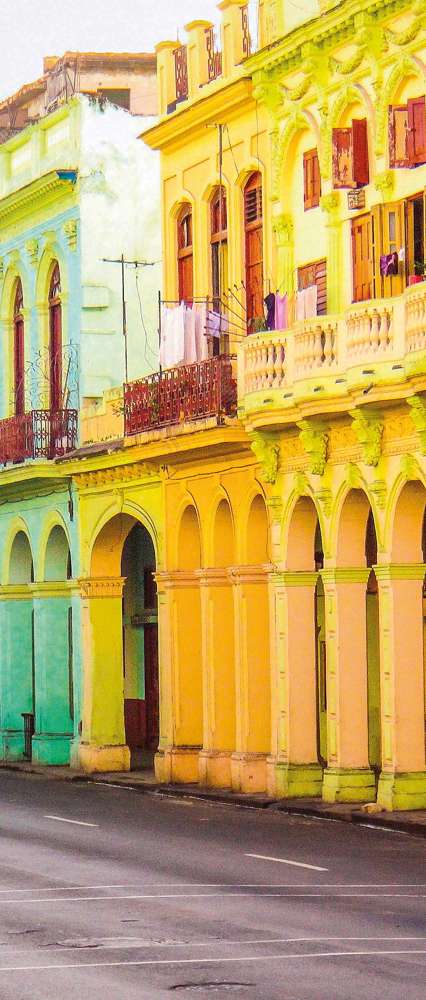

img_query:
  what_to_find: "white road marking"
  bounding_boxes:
[0,882,422,893]
[44,816,98,828]
[246,853,328,871]
[0,948,424,972]
[0,890,423,905]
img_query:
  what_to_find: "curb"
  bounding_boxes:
[1,762,425,838]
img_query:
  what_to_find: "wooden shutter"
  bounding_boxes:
[352,118,369,186]
[407,96,426,167]
[14,318,25,415]
[351,214,373,302]
[388,105,408,167]
[373,201,405,298]
[303,149,321,209]
[177,208,193,304]
[332,128,354,188]
[244,173,264,329]
[297,259,327,315]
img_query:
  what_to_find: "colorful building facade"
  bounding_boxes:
[0,1,425,812]
[0,56,160,765]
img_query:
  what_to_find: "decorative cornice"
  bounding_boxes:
[63,219,78,251]
[74,462,159,490]
[297,420,328,476]
[250,431,280,484]
[374,170,395,199]
[315,487,333,517]
[374,562,425,582]
[142,78,253,151]
[350,408,384,466]
[79,577,126,599]
[25,239,39,266]
[0,170,77,226]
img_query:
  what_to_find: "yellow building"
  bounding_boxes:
[37,0,426,812]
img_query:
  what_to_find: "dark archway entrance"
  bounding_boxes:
[121,523,159,767]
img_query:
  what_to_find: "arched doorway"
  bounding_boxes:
[2,531,34,760]
[121,522,159,767]
[48,263,62,411]
[365,511,381,777]
[80,512,158,774]
[314,521,327,767]
[13,280,25,416]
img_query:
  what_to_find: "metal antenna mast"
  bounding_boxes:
[102,254,157,382]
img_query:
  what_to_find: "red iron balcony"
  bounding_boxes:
[0,409,78,465]
[124,355,237,436]
[174,45,188,102]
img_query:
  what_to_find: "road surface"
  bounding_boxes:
[0,772,424,998]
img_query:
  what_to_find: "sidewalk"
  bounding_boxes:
[1,761,426,838]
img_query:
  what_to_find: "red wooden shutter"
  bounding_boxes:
[14,318,25,415]
[244,172,264,330]
[407,96,426,166]
[303,149,321,209]
[388,105,408,167]
[332,128,354,188]
[352,118,369,186]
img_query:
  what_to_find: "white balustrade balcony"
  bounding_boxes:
[239,283,426,417]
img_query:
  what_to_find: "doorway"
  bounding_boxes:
[121,523,159,768]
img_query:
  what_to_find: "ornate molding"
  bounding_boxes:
[400,453,423,482]
[385,16,422,48]
[250,431,280,484]
[63,219,78,250]
[370,479,387,510]
[297,420,328,476]
[74,461,158,490]
[320,191,340,217]
[329,47,365,77]
[407,395,426,453]
[25,239,39,266]
[350,409,384,466]
[293,470,309,496]
[315,487,333,517]
[0,172,76,227]
[79,577,126,599]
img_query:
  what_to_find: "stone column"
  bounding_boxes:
[320,192,343,314]
[267,570,323,798]
[273,213,295,298]
[198,569,236,788]
[231,565,271,794]
[78,577,130,773]
[31,582,75,766]
[0,586,34,760]
[153,571,203,784]
[321,568,376,802]
[375,564,426,810]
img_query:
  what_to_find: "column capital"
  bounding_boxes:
[196,568,230,586]
[78,577,126,599]
[229,563,273,585]
[274,570,318,587]
[321,567,370,585]
[374,563,425,582]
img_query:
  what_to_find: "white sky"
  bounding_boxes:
[0,0,220,100]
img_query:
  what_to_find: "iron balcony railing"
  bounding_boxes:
[0,409,78,465]
[124,355,237,437]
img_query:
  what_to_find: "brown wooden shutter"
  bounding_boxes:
[332,128,354,188]
[244,172,264,329]
[352,118,369,186]
[351,214,373,302]
[303,149,321,209]
[297,259,327,315]
[407,96,426,166]
[388,105,408,167]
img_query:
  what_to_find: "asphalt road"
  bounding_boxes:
[0,773,424,999]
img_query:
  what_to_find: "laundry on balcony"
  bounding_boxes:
[160,300,229,369]
[274,292,289,331]
[205,309,228,338]
[380,251,399,277]
[296,284,318,321]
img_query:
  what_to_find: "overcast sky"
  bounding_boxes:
[0,0,220,100]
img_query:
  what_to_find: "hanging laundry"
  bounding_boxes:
[264,292,276,331]
[206,310,228,338]
[183,305,197,364]
[296,284,318,321]
[194,302,209,361]
[379,252,399,277]
[304,283,318,319]
[160,303,185,368]
[274,293,288,331]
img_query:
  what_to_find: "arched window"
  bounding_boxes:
[244,172,264,332]
[49,263,62,411]
[210,186,227,313]
[13,280,25,415]
[177,206,193,304]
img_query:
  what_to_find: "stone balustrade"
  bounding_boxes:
[240,283,426,398]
